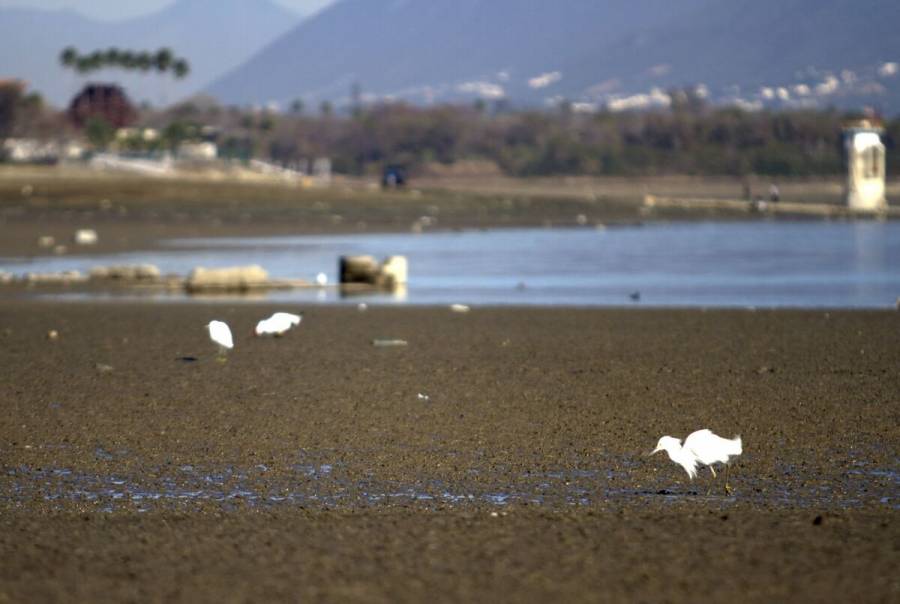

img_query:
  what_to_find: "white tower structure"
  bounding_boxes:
[844,120,887,211]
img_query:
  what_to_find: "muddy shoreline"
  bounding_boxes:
[1,170,897,602]
[0,302,897,601]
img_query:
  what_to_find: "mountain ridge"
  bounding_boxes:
[207,0,900,113]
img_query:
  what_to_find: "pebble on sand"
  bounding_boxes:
[74,229,98,246]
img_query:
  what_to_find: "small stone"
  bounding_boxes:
[812,515,823,526]
[47,330,59,340]
[74,229,98,246]
[95,363,114,374]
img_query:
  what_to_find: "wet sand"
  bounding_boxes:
[0,301,897,602]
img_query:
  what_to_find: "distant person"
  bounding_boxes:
[769,183,780,203]
[382,165,407,189]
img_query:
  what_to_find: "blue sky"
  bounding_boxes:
[0,0,337,20]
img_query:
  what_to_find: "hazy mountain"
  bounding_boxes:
[562,0,900,112]
[207,0,707,106]
[0,0,300,107]
[207,0,900,112]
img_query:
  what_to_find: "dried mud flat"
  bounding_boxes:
[0,302,897,602]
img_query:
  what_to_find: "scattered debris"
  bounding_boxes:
[74,229,98,246]
[177,356,199,363]
[90,264,161,282]
[372,339,408,347]
[417,393,430,401]
[94,363,114,374]
[25,271,86,285]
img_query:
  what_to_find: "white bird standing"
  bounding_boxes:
[255,312,302,337]
[205,320,234,360]
[650,429,742,494]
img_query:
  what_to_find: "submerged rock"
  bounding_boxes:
[186,265,270,292]
[89,264,161,282]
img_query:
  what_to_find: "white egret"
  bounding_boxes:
[205,320,234,360]
[650,429,742,494]
[255,312,302,337]
[316,272,328,286]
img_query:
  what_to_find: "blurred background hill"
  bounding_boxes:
[207,0,900,113]
[1,0,898,113]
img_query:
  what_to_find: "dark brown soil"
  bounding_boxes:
[0,302,897,602]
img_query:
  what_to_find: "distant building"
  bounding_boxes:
[177,141,218,160]
[2,138,84,163]
[68,83,136,129]
[844,120,887,211]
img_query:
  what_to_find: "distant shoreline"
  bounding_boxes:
[1,165,897,258]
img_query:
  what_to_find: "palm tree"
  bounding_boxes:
[172,59,190,80]
[60,47,78,69]
[154,48,174,73]
[60,47,80,100]
[120,50,137,70]
[154,48,174,107]
[136,52,153,74]
[75,56,92,75]
[104,47,121,66]
[88,50,105,71]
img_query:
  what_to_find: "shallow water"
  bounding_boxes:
[4,454,896,513]
[2,221,899,308]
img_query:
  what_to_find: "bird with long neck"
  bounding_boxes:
[650,429,742,494]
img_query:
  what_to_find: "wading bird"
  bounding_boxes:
[205,320,233,360]
[255,312,302,337]
[650,429,742,494]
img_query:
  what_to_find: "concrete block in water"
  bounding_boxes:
[186,265,270,292]
[340,255,408,289]
[89,264,162,281]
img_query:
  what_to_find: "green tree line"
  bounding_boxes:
[246,102,899,178]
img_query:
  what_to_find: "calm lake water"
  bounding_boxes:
[2,221,899,308]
